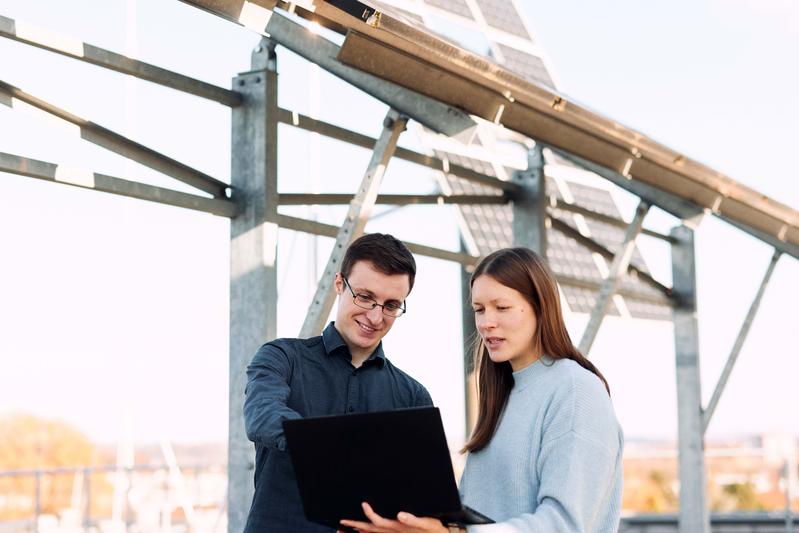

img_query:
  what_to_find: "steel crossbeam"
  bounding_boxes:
[0,152,238,217]
[0,80,229,197]
[0,15,241,106]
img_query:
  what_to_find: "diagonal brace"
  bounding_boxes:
[299,110,407,337]
[549,214,671,298]
[702,249,782,434]
[579,200,650,354]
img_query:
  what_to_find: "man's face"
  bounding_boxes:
[334,260,411,357]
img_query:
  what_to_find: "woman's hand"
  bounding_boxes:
[338,502,451,533]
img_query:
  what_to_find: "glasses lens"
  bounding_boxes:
[353,294,376,310]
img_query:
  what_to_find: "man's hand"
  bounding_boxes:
[339,502,451,533]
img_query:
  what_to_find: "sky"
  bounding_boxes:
[0,0,797,452]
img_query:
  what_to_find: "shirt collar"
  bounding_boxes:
[322,322,386,367]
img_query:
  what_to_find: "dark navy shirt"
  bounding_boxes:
[243,322,433,533]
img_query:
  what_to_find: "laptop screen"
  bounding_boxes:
[283,407,463,525]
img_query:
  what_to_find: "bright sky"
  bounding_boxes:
[0,0,797,450]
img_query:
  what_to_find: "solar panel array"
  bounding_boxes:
[375,0,672,320]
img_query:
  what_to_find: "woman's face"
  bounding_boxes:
[472,274,540,371]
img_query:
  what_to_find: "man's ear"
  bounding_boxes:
[334,272,343,295]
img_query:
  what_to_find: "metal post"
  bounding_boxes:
[299,110,407,337]
[703,249,782,433]
[787,445,797,533]
[512,143,547,254]
[670,224,709,533]
[228,39,278,533]
[579,200,650,354]
[34,471,41,533]
[83,467,92,530]
[460,240,478,436]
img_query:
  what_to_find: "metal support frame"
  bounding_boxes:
[2,5,797,531]
[276,107,520,195]
[0,80,229,197]
[278,193,508,205]
[299,110,408,338]
[579,200,650,354]
[550,215,672,297]
[0,152,238,217]
[512,143,547,253]
[228,40,278,533]
[670,224,710,533]
[703,249,782,434]
[0,15,241,106]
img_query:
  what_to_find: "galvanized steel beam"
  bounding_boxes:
[299,110,407,338]
[552,199,672,242]
[550,215,672,298]
[0,15,241,107]
[512,144,547,254]
[460,240,478,439]
[0,80,229,197]
[703,249,782,434]
[0,152,238,217]
[277,214,479,266]
[549,147,705,224]
[228,40,278,533]
[278,193,508,205]
[555,273,669,307]
[578,200,650,354]
[670,224,710,533]
[263,11,478,141]
[276,107,520,195]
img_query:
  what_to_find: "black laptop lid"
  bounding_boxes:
[283,407,462,525]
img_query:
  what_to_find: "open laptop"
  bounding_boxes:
[283,407,494,529]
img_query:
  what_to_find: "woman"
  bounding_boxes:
[340,247,623,533]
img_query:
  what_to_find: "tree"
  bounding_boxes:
[0,414,100,520]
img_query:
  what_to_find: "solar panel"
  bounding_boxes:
[473,0,530,38]
[371,0,672,320]
[327,0,673,319]
[423,0,474,20]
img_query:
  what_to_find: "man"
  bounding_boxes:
[243,233,433,532]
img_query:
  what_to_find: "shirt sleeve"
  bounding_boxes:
[243,342,303,451]
[414,384,434,407]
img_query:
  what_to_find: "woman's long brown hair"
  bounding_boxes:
[462,247,610,453]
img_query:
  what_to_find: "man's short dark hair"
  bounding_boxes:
[340,233,416,292]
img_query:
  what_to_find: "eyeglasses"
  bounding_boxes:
[342,276,407,318]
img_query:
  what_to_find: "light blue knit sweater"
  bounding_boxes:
[460,356,623,532]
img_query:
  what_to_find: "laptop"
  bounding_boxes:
[283,407,494,529]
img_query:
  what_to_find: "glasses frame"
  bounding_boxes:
[341,275,407,318]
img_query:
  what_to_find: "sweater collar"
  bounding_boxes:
[512,355,554,391]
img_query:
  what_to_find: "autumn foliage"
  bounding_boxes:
[0,414,109,521]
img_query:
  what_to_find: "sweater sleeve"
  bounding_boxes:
[467,369,622,533]
[468,430,618,532]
